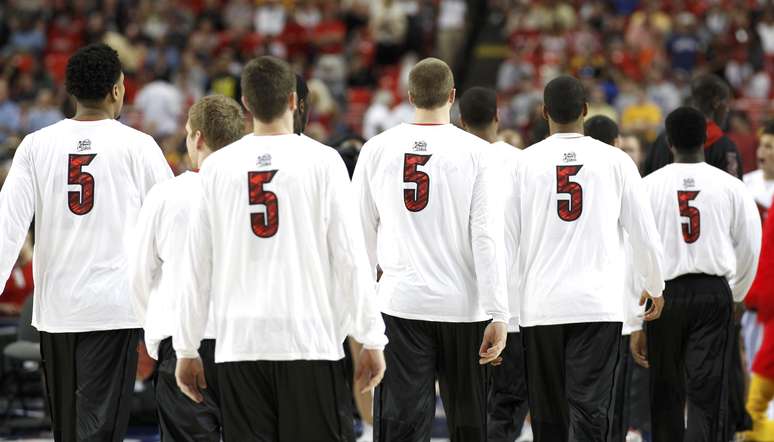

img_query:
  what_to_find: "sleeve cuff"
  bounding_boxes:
[175,350,199,359]
[490,312,510,323]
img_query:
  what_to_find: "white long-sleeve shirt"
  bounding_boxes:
[0,119,173,332]
[129,172,215,359]
[644,162,761,301]
[490,141,524,332]
[505,133,665,327]
[352,123,509,324]
[173,134,387,362]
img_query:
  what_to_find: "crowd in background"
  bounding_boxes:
[0,0,771,176]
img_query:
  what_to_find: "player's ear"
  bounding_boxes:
[495,109,500,124]
[449,88,456,104]
[582,102,589,118]
[542,104,549,121]
[288,91,298,113]
[407,92,415,106]
[195,130,205,151]
[241,96,251,115]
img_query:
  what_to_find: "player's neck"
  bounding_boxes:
[471,127,497,144]
[673,150,705,164]
[252,117,293,137]
[548,120,583,136]
[72,102,114,121]
[413,107,450,125]
[762,169,774,181]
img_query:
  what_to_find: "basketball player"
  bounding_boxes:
[459,86,527,442]
[129,95,245,440]
[504,75,665,441]
[636,107,761,441]
[173,56,386,441]
[353,58,509,442]
[743,121,774,221]
[584,115,645,442]
[0,43,173,441]
[643,74,742,179]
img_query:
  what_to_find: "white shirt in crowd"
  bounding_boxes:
[129,171,216,359]
[0,119,173,332]
[743,168,774,211]
[490,141,523,332]
[352,123,509,324]
[644,162,761,301]
[134,80,184,137]
[505,133,665,327]
[174,134,387,363]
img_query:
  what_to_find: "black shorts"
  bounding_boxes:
[217,358,354,442]
[39,328,140,442]
[155,338,221,441]
[374,314,489,442]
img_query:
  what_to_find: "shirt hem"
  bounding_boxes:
[519,314,623,327]
[33,322,142,333]
[382,309,491,323]
[213,351,346,364]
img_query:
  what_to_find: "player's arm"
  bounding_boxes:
[502,162,521,325]
[137,135,174,199]
[127,187,164,322]
[327,153,387,393]
[351,143,379,272]
[0,136,35,286]
[619,158,665,319]
[470,151,509,364]
[729,187,763,301]
[173,178,212,403]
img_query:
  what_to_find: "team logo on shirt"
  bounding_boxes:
[412,141,427,152]
[562,152,577,163]
[77,139,92,152]
[257,154,272,167]
[683,178,696,188]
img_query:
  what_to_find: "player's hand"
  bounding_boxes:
[479,321,507,365]
[630,330,649,368]
[355,348,386,394]
[176,357,207,403]
[641,291,664,322]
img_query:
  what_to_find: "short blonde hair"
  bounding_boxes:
[408,58,454,110]
[188,95,245,150]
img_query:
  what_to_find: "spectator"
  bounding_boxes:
[666,13,701,74]
[621,87,663,141]
[24,89,64,133]
[0,79,20,145]
[436,0,466,67]
[758,6,774,56]
[371,0,408,66]
[134,70,184,138]
[363,89,393,139]
[586,85,618,123]
[254,0,286,37]
[646,68,682,116]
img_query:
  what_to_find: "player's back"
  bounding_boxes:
[644,162,757,290]
[9,118,172,331]
[199,134,357,360]
[355,123,496,322]
[514,133,641,326]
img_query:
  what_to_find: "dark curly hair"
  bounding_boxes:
[65,43,122,101]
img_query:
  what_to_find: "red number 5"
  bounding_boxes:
[68,153,97,215]
[248,170,279,238]
[677,190,701,243]
[404,153,432,212]
[556,165,583,222]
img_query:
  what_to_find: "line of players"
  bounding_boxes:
[0,42,763,442]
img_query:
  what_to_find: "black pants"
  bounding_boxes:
[727,321,752,438]
[488,332,529,442]
[374,314,489,442]
[217,359,354,442]
[521,322,621,442]
[155,338,221,441]
[609,335,632,442]
[39,328,140,442]
[646,274,734,442]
